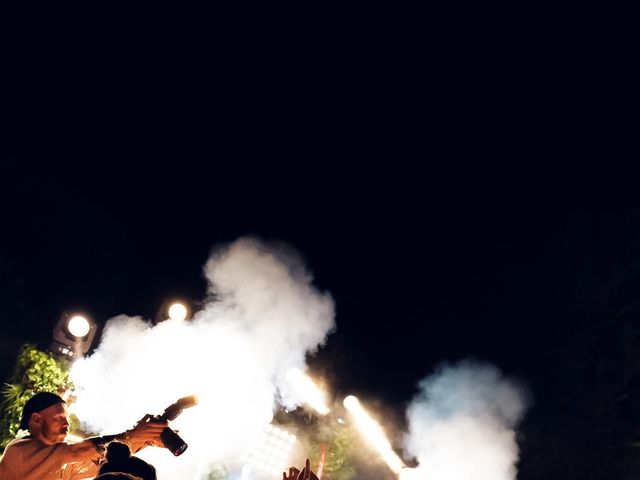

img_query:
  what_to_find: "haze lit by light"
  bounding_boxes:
[69,237,335,479]
[285,368,330,415]
[343,395,405,474]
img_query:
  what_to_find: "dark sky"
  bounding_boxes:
[0,25,634,478]
[0,157,553,396]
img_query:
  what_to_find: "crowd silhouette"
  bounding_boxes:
[90,447,319,480]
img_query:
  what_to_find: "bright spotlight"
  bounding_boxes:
[343,395,359,410]
[51,311,97,358]
[168,302,188,321]
[286,368,331,415]
[343,394,405,474]
[67,315,91,338]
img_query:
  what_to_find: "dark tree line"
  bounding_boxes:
[0,251,38,387]
[518,211,640,480]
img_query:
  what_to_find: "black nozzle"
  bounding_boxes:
[160,395,199,421]
[161,427,188,456]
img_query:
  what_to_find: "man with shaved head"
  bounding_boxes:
[0,392,167,480]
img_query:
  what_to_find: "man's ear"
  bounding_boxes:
[30,412,43,428]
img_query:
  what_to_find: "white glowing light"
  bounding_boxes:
[242,423,297,476]
[343,395,405,474]
[343,395,359,410]
[67,316,91,338]
[286,368,331,415]
[168,302,188,321]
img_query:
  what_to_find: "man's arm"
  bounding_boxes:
[61,416,168,464]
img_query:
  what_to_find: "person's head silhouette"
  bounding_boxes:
[98,442,156,480]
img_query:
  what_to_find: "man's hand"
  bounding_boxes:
[282,459,319,480]
[297,458,319,480]
[127,414,168,447]
[283,466,300,480]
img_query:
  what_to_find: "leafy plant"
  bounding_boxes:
[0,344,73,449]
[310,424,356,480]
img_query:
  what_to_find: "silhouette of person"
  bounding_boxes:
[98,441,156,480]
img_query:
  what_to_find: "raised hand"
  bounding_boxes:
[297,458,319,480]
[128,414,168,447]
[283,466,300,480]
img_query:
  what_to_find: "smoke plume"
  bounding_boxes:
[70,237,335,479]
[401,360,529,480]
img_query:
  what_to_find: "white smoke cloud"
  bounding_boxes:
[70,237,335,479]
[401,360,529,480]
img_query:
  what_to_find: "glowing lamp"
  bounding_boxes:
[343,395,359,410]
[168,302,188,321]
[51,311,97,358]
[67,315,91,337]
[154,299,192,324]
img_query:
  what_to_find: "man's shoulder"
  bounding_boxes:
[2,436,38,457]
[1,437,74,480]
[5,436,36,449]
[4,436,67,454]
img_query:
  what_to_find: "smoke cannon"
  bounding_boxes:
[142,395,198,456]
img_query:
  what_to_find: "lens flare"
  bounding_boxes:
[67,315,90,338]
[286,368,331,415]
[343,395,405,474]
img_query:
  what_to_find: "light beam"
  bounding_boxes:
[343,395,405,475]
[286,368,331,415]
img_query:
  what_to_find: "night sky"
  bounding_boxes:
[0,28,634,478]
[0,160,554,399]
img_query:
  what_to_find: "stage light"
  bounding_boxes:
[343,395,405,474]
[67,315,91,338]
[154,299,191,324]
[168,302,188,321]
[51,311,97,358]
[242,423,297,478]
[343,395,359,410]
[286,368,331,415]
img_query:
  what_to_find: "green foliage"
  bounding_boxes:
[310,424,356,480]
[0,344,73,449]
